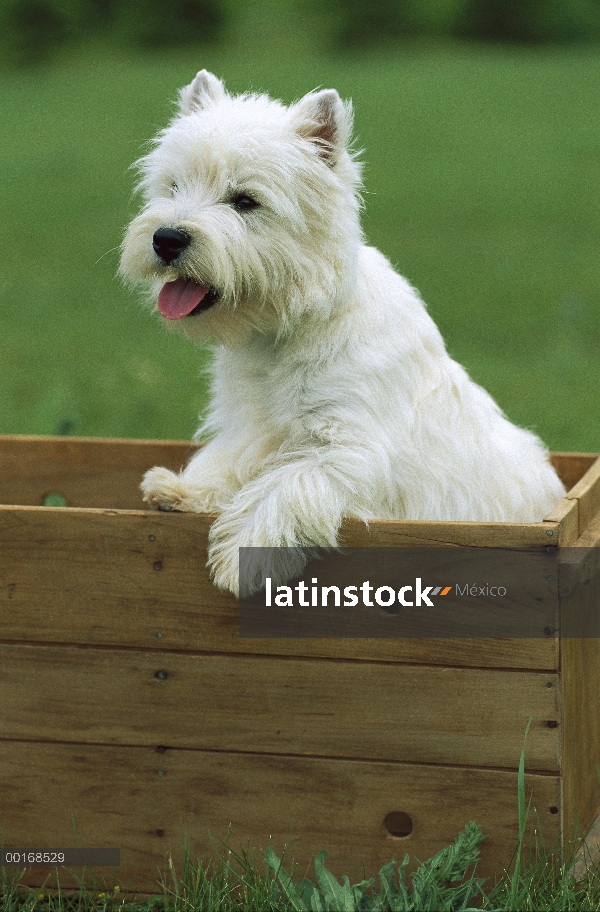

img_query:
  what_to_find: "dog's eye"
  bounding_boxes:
[170,182,178,196]
[232,194,259,211]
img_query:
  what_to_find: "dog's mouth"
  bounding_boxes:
[157,278,219,320]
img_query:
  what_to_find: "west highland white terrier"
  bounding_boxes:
[120,70,565,596]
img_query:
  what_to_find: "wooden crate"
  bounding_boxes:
[1,434,600,892]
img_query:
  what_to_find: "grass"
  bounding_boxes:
[0,35,599,449]
[2,827,600,911]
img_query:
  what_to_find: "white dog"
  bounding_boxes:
[120,70,565,596]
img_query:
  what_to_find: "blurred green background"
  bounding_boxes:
[0,0,599,450]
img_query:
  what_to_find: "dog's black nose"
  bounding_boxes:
[152,228,190,265]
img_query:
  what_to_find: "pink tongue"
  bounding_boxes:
[158,278,209,319]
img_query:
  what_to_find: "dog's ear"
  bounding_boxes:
[290,89,352,166]
[178,70,226,115]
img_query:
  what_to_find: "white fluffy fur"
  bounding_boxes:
[120,70,565,596]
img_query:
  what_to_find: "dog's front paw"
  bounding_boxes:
[208,543,241,597]
[141,467,184,511]
[238,546,309,597]
[207,513,310,598]
[141,466,218,513]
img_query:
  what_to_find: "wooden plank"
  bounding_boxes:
[0,435,198,510]
[550,452,598,493]
[0,643,560,771]
[0,505,558,669]
[0,740,561,889]
[341,518,559,549]
[561,565,600,840]
[564,456,600,536]
[574,510,600,550]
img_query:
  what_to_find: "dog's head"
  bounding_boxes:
[119,71,363,346]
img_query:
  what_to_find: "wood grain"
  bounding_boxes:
[563,456,600,536]
[0,740,561,889]
[0,643,560,770]
[551,452,599,496]
[340,517,560,549]
[561,565,600,840]
[0,435,198,510]
[0,505,558,669]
